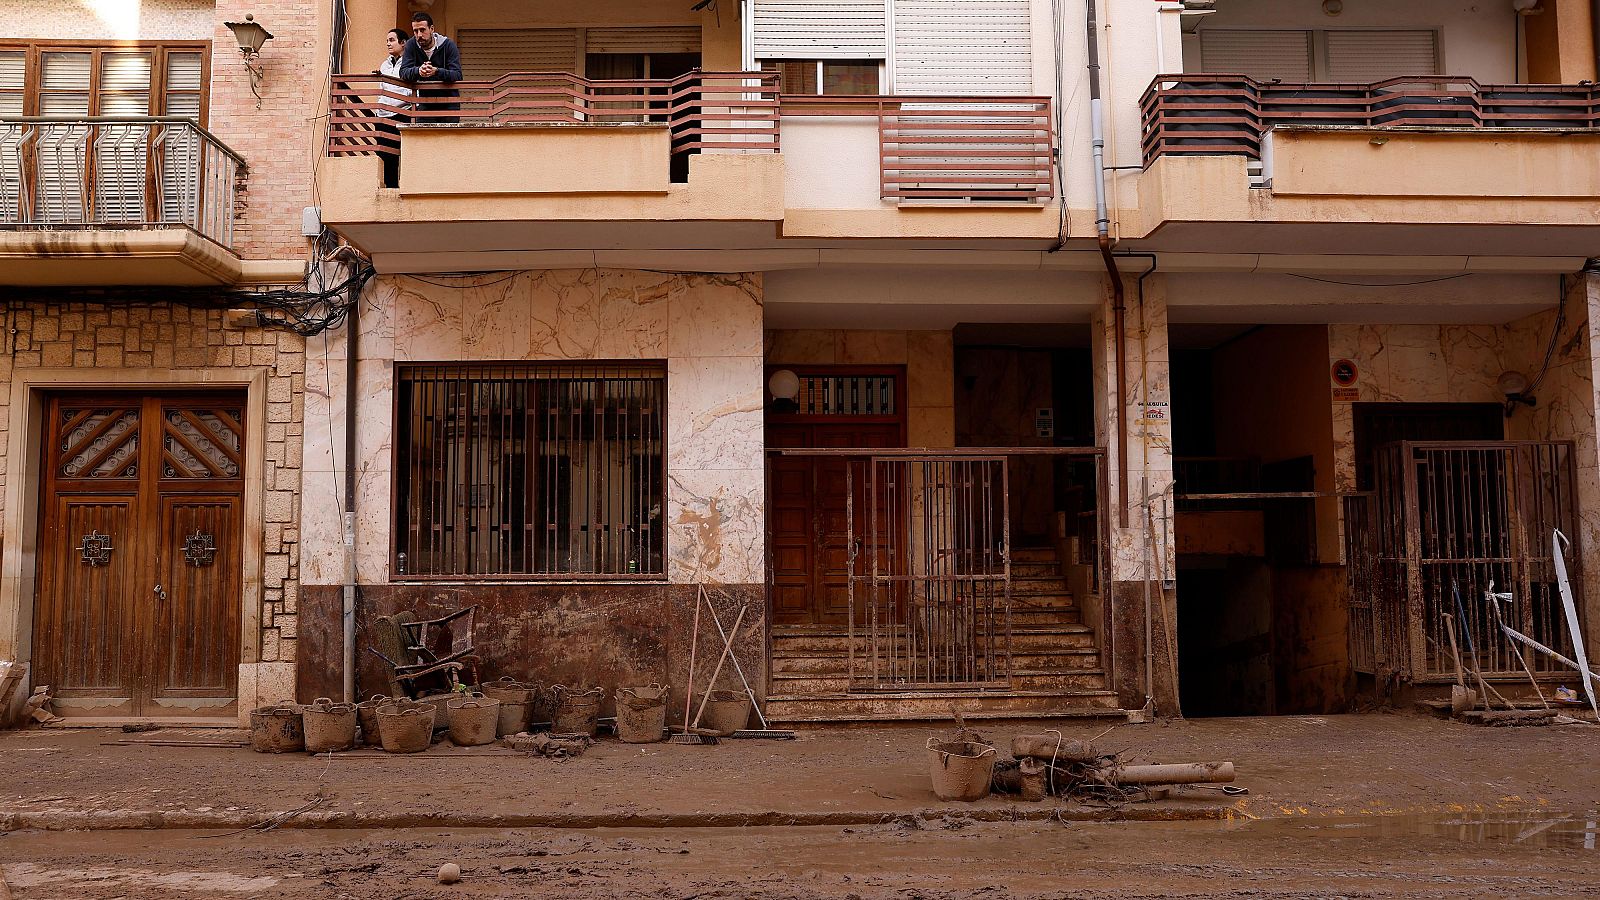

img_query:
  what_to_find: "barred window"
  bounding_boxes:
[394,363,665,578]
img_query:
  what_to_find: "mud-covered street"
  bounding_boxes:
[2,713,1598,898]
[4,815,1599,899]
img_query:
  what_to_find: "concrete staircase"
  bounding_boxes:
[765,546,1123,724]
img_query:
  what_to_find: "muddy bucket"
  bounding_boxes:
[927,737,997,802]
[615,683,669,743]
[250,704,305,753]
[480,680,536,737]
[447,693,501,746]
[550,685,604,736]
[354,694,390,746]
[700,690,751,737]
[376,700,436,754]
[302,697,357,753]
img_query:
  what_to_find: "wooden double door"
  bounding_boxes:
[33,392,245,718]
[769,423,902,626]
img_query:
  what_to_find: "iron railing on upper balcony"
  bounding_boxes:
[328,70,782,160]
[784,94,1055,201]
[0,117,243,249]
[1140,75,1600,165]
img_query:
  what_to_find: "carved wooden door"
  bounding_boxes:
[35,393,245,718]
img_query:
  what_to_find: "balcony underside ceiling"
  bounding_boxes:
[0,229,242,287]
[1127,221,1600,258]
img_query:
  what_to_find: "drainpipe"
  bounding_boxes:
[342,276,360,704]
[1591,0,1600,81]
[1085,0,1129,530]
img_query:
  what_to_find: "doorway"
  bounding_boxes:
[32,392,245,718]
[766,366,906,627]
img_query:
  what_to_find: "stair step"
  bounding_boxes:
[772,669,1108,694]
[772,647,1103,676]
[774,626,1097,653]
[1009,562,1063,577]
[764,689,1124,724]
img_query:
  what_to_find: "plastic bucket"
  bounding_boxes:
[302,697,357,753]
[700,690,751,737]
[354,694,390,746]
[614,683,669,743]
[376,700,436,753]
[250,704,305,754]
[927,738,997,802]
[550,685,604,736]
[446,693,501,746]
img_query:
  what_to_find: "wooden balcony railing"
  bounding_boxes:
[1141,75,1600,164]
[328,70,781,161]
[0,117,243,249]
[785,95,1055,201]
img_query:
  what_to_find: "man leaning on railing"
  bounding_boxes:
[400,11,461,124]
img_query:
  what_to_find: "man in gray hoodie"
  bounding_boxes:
[400,12,462,123]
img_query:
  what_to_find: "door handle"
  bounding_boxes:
[154,583,167,602]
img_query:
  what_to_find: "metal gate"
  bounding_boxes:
[1346,441,1581,684]
[847,455,1013,690]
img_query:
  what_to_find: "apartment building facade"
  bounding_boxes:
[3,0,1598,726]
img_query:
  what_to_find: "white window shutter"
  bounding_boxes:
[1199,30,1313,82]
[456,28,581,78]
[0,51,24,222]
[37,52,92,223]
[585,26,701,55]
[751,0,888,60]
[1325,31,1439,82]
[162,53,206,226]
[892,0,1032,94]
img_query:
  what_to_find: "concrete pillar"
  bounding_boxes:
[1092,270,1178,715]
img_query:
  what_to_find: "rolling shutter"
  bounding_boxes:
[1199,30,1312,83]
[94,52,152,223]
[0,51,23,221]
[585,26,701,55]
[456,28,581,78]
[892,0,1031,94]
[36,52,92,223]
[162,51,205,225]
[1324,30,1439,82]
[751,0,888,60]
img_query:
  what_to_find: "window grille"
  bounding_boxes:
[394,363,665,578]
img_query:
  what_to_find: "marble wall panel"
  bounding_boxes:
[301,268,766,589]
[667,468,765,585]
[667,357,764,472]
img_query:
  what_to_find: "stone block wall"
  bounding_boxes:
[0,301,307,666]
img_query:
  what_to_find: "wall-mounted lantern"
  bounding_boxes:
[224,13,274,106]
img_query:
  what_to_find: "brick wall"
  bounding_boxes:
[209,0,323,262]
[0,301,307,664]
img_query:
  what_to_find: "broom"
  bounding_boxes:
[669,584,718,744]
[701,585,796,740]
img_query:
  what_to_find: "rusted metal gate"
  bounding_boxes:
[1346,441,1581,684]
[846,455,1012,690]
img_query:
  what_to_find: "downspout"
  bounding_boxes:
[342,279,359,703]
[1085,0,1129,530]
[1591,0,1600,81]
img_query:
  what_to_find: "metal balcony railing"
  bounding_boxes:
[327,70,782,161]
[0,117,243,250]
[1141,75,1600,165]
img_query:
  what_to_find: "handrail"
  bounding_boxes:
[0,117,242,249]
[1140,73,1600,164]
[328,69,781,159]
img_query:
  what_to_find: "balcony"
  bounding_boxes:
[318,72,1060,269]
[1134,76,1600,257]
[0,117,245,286]
[319,70,786,270]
